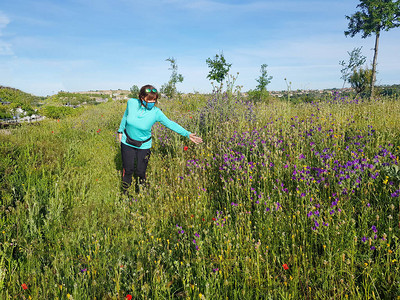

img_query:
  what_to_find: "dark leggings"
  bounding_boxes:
[121,143,151,192]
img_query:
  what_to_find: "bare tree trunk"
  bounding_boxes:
[370,29,380,100]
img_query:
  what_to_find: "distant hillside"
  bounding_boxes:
[0,86,44,106]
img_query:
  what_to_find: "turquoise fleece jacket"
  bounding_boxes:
[118,98,191,149]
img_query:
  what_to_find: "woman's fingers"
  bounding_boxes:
[190,133,203,144]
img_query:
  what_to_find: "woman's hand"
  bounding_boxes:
[118,132,122,143]
[189,133,203,144]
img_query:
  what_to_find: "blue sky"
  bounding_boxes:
[1,0,399,96]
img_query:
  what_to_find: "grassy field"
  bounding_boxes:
[0,91,399,299]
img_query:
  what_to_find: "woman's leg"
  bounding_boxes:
[135,148,151,187]
[121,143,137,194]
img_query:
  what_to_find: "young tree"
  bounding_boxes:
[348,67,373,95]
[161,57,184,98]
[248,64,273,102]
[256,64,273,93]
[206,52,232,84]
[339,47,367,88]
[128,85,140,99]
[345,0,400,98]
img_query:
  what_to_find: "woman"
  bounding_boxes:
[118,84,203,194]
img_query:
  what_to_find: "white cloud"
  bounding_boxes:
[0,11,10,35]
[0,11,13,55]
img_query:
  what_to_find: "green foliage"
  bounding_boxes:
[41,105,76,119]
[160,57,184,98]
[1,94,400,299]
[206,52,232,84]
[256,64,273,92]
[0,86,42,119]
[248,64,273,102]
[0,105,13,119]
[348,67,373,95]
[247,89,269,103]
[376,84,400,98]
[0,86,43,107]
[128,85,140,99]
[49,92,99,106]
[345,0,400,38]
[345,0,400,97]
[339,47,367,87]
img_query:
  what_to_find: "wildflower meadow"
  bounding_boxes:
[0,90,399,299]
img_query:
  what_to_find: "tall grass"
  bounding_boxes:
[0,92,399,299]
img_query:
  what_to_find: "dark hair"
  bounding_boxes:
[139,84,159,103]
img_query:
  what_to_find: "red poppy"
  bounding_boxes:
[212,218,216,221]
[183,146,188,151]
[282,263,289,270]
[126,295,132,300]
[21,283,28,290]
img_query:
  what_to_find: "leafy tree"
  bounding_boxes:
[248,64,273,102]
[128,85,140,99]
[339,47,367,88]
[348,67,373,95]
[206,52,232,84]
[345,0,400,98]
[160,57,184,98]
[256,64,273,96]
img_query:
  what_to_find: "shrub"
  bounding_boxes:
[348,67,372,96]
[41,106,75,119]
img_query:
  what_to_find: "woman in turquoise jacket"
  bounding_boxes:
[118,84,202,194]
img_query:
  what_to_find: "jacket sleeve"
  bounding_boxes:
[157,109,191,137]
[118,102,129,133]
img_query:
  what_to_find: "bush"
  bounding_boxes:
[0,105,12,119]
[247,89,270,102]
[348,67,372,96]
[41,106,75,119]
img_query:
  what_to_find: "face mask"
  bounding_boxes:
[146,102,155,110]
